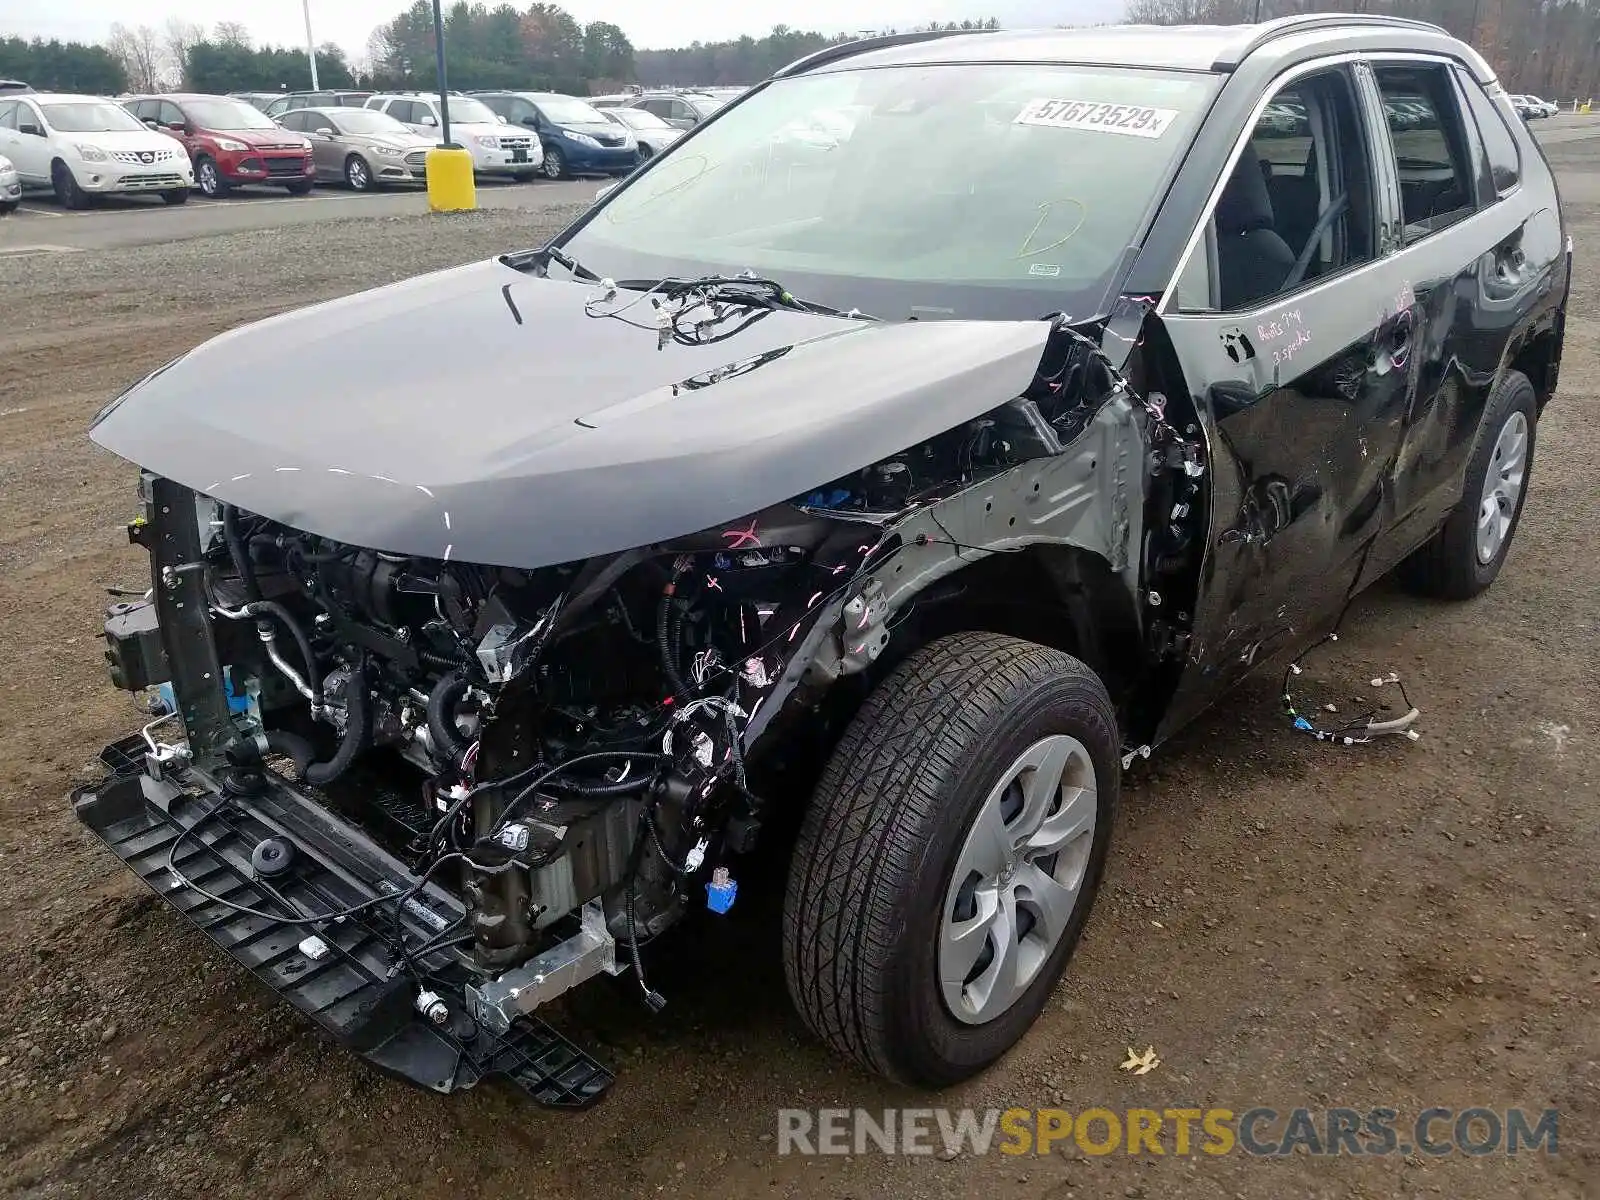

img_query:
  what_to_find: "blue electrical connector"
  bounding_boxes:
[706,867,737,914]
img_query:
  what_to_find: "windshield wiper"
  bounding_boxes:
[501,243,604,282]
[611,273,878,322]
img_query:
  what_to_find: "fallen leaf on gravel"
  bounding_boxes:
[1120,1046,1160,1075]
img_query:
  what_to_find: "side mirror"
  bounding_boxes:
[315,127,335,137]
[18,122,43,137]
[167,121,188,134]
[143,118,160,129]
[497,114,508,124]
[421,114,438,127]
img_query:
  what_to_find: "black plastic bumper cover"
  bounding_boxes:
[72,736,613,1107]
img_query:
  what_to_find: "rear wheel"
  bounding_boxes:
[540,146,565,180]
[345,154,374,191]
[195,156,227,197]
[51,160,90,209]
[160,189,189,205]
[783,632,1119,1086]
[1397,369,1537,600]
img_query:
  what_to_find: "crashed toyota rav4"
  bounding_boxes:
[77,18,1567,1105]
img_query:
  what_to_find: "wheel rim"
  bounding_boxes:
[939,734,1098,1025]
[198,161,218,195]
[542,150,562,178]
[1475,410,1528,564]
[349,159,369,189]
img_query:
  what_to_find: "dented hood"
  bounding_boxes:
[91,259,1050,568]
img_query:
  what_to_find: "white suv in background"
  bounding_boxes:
[0,153,19,213]
[362,93,540,180]
[0,92,193,208]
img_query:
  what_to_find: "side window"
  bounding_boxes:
[159,101,186,128]
[0,101,15,131]
[672,99,695,122]
[1187,67,1377,312]
[641,97,671,119]
[1460,74,1521,198]
[278,111,304,132]
[1372,63,1477,241]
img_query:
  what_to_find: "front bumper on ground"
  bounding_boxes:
[566,144,642,175]
[72,734,614,1106]
[471,141,543,175]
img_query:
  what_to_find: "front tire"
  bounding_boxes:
[344,154,375,191]
[51,160,90,209]
[195,156,227,197]
[540,146,565,180]
[160,189,189,205]
[783,632,1119,1087]
[1398,369,1537,600]
[285,180,314,195]
[0,199,16,216]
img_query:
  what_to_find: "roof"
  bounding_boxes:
[780,15,1488,79]
[15,92,110,103]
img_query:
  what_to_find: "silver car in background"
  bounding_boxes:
[274,106,438,191]
[600,107,683,159]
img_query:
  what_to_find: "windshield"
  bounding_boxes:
[536,96,608,124]
[565,64,1217,320]
[449,97,501,125]
[44,101,146,133]
[329,109,412,136]
[609,108,671,131]
[185,99,278,130]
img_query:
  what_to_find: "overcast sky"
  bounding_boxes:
[0,0,1127,57]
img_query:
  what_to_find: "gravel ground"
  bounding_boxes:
[0,176,1596,1200]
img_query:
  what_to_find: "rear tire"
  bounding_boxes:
[783,632,1119,1087]
[161,189,189,205]
[1397,369,1537,600]
[51,160,90,209]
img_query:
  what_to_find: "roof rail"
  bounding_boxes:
[774,27,987,78]
[1213,13,1447,69]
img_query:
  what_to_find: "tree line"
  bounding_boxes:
[1126,0,1600,100]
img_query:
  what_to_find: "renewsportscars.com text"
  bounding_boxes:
[776,1106,1559,1157]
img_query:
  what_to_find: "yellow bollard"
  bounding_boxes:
[425,146,477,213]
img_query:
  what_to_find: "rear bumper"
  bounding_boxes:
[72,734,613,1106]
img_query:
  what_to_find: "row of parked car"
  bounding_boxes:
[0,83,746,210]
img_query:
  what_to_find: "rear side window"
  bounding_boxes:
[1372,63,1477,241]
[1461,74,1521,198]
[0,101,15,130]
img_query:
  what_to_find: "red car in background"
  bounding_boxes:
[123,94,316,196]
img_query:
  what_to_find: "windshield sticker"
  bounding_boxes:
[1028,263,1062,277]
[1014,99,1178,139]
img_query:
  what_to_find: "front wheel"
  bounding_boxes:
[512,170,537,183]
[1397,369,1537,600]
[195,156,227,197]
[160,189,189,205]
[0,199,17,216]
[52,160,90,209]
[345,154,375,191]
[783,632,1119,1087]
[540,146,565,180]
[285,180,314,195]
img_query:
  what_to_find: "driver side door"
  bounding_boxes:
[6,98,51,182]
[1157,60,1416,735]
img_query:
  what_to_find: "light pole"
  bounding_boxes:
[301,0,320,90]
[432,0,454,147]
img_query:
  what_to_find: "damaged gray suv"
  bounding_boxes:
[79,16,1567,1105]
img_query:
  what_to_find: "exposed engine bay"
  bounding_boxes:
[87,317,1203,1101]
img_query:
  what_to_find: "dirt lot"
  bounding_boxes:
[1,159,1596,1200]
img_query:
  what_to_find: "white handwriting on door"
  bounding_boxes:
[1255,307,1312,368]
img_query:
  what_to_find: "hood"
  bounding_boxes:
[356,132,434,151]
[91,260,1050,569]
[212,126,308,148]
[74,129,183,154]
[446,121,505,138]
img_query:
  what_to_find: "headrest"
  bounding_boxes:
[1216,143,1275,235]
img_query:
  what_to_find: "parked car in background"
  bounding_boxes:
[0,153,19,212]
[125,94,315,196]
[363,93,541,180]
[1509,93,1556,119]
[274,106,436,191]
[229,91,284,113]
[0,92,192,207]
[0,79,32,94]
[470,91,637,178]
[264,90,372,118]
[623,89,728,129]
[599,105,682,159]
